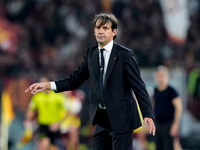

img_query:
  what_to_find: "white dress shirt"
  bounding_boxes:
[50,82,57,90]
[98,40,113,83]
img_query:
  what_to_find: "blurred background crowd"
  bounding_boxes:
[1,0,200,150]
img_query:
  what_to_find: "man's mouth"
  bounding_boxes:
[97,35,105,38]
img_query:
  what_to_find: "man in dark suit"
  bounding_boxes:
[26,13,155,150]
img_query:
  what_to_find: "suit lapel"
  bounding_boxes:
[104,42,118,86]
[91,47,100,77]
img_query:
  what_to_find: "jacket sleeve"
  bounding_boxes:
[124,50,155,120]
[55,49,90,93]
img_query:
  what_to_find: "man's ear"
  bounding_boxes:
[112,29,117,37]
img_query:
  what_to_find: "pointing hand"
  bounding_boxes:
[25,82,50,95]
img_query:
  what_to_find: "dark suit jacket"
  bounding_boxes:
[55,42,154,133]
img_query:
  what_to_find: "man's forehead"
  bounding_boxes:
[95,19,111,27]
[157,70,168,76]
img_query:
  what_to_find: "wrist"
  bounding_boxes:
[24,119,32,128]
[45,82,51,90]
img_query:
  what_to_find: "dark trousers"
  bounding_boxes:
[92,109,133,150]
[155,121,174,150]
[38,124,60,144]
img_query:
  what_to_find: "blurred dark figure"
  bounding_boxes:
[152,66,183,150]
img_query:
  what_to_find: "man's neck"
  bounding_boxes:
[157,84,168,91]
[99,44,104,48]
[98,40,113,48]
[98,40,113,52]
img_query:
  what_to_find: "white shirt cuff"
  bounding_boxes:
[50,82,57,90]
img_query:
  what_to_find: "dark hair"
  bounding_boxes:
[93,13,118,40]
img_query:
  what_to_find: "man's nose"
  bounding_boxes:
[98,27,103,33]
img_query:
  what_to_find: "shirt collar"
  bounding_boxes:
[98,40,113,53]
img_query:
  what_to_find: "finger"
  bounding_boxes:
[32,89,39,95]
[152,124,156,136]
[31,84,42,94]
[25,84,35,93]
[149,121,153,134]
[31,84,39,92]
[143,118,147,124]
[31,88,39,95]
[25,84,36,93]
[25,87,30,93]
[148,120,156,136]
[146,119,154,134]
[32,87,45,95]
[37,87,45,93]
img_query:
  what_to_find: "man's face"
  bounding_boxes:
[155,70,168,86]
[94,19,117,47]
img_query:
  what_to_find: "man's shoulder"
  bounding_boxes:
[115,42,131,50]
[86,44,98,56]
[115,42,134,55]
[167,85,176,91]
[167,85,179,95]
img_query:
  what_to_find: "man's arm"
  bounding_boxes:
[124,50,154,119]
[24,109,36,128]
[26,49,90,95]
[124,50,155,135]
[170,97,183,137]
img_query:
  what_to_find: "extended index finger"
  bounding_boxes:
[25,87,30,93]
[25,83,37,93]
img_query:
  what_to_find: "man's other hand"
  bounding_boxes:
[143,117,156,136]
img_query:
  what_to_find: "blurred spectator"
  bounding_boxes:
[23,77,69,150]
[59,90,84,150]
[152,66,183,150]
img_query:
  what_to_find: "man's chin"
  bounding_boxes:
[97,41,105,45]
[97,39,104,42]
